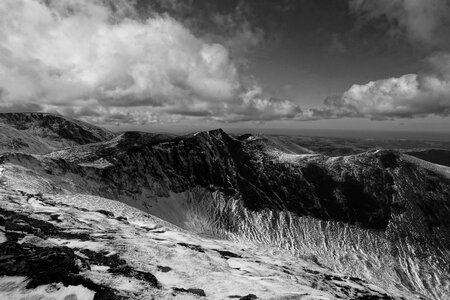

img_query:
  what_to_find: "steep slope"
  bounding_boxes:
[0,169,401,300]
[404,149,450,167]
[0,112,116,154]
[1,129,449,299]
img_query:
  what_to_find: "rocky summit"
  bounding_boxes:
[0,113,449,299]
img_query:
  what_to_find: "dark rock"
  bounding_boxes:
[324,274,343,281]
[96,210,115,217]
[354,295,394,300]
[0,207,90,241]
[157,265,172,272]
[110,265,159,288]
[239,294,258,300]
[379,151,399,169]
[0,241,87,286]
[0,240,124,299]
[116,216,128,222]
[80,249,159,288]
[80,249,127,268]
[177,243,205,253]
[214,249,242,259]
[50,214,62,222]
[173,287,206,297]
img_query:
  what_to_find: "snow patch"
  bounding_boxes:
[0,231,6,244]
[48,238,106,252]
[91,265,111,272]
[266,149,318,163]
[0,276,95,300]
[17,235,57,248]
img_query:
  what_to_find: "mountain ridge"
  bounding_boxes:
[0,113,449,299]
[0,112,116,154]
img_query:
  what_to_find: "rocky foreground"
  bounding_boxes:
[0,170,398,299]
[0,113,449,299]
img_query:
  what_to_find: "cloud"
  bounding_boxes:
[0,0,300,124]
[0,0,238,105]
[349,0,450,49]
[51,105,169,126]
[306,0,450,121]
[228,85,302,122]
[164,85,302,122]
[309,53,450,120]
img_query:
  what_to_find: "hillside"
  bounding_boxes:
[0,113,116,154]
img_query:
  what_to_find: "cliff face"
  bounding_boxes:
[1,116,449,299]
[36,129,449,231]
[0,112,115,154]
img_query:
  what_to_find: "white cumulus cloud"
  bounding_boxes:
[310,68,450,120]
[0,0,301,124]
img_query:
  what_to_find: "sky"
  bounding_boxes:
[1,0,450,134]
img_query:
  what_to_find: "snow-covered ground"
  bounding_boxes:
[265,149,319,164]
[0,164,402,299]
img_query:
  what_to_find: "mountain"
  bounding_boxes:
[0,112,116,154]
[1,113,449,299]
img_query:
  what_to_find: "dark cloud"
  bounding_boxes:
[348,0,450,50]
